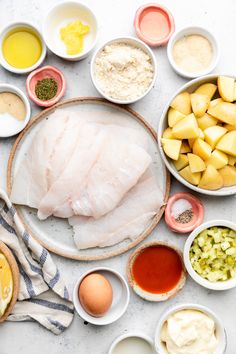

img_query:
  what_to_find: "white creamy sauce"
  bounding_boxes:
[94,43,154,101]
[173,34,213,74]
[0,112,25,136]
[161,309,218,354]
[113,337,155,354]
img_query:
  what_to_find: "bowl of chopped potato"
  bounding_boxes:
[184,219,236,290]
[158,74,236,196]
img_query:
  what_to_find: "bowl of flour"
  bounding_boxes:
[91,37,157,104]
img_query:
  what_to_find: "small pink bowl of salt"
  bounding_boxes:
[165,192,204,234]
[26,65,66,107]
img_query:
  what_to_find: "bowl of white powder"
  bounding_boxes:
[91,37,157,104]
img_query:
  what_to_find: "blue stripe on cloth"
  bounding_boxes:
[64,286,69,300]
[8,206,16,217]
[25,257,43,276]
[49,269,60,288]
[48,318,67,332]
[22,231,30,245]
[39,248,48,266]
[29,298,74,314]
[0,214,15,234]
[8,247,36,298]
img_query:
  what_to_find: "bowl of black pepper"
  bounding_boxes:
[26,65,66,107]
[165,192,204,233]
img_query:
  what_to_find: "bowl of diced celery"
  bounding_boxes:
[184,220,236,290]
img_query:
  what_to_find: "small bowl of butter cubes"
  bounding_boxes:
[184,219,236,290]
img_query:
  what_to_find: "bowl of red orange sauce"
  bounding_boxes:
[127,242,186,301]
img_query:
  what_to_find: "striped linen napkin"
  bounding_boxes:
[0,189,74,334]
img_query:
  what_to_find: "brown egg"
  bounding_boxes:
[78,273,113,317]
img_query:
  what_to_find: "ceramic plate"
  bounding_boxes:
[7,98,170,260]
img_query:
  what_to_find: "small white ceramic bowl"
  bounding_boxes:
[158,74,236,196]
[0,22,46,74]
[73,267,130,325]
[90,37,157,104]
[155,303,227,354]
[184,219,236,291]
[43,1,98,61]
[167,26,219,78]
[0,84,31,138]
[109,332,155,354]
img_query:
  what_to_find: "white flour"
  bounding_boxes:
[94,42,154,101]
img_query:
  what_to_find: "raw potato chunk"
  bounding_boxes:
[173,154,189,171]
[204,126,227,148]
[198,165,224,190]
[163,127,174,139]
[180,141,191,153]
[191,93,209,117]
[216,131,236,156]
[218,76,235,102]
[205,150,228,169]
[172,114,199,139]
[188,153,206,173]
[161,138,181,160]
[208,98,223,109]
[168,108,186,127]
[188,129,204,149]
[208,102,236,125]
[224,123,236,131]
[179,166,201,185]
[195,83,217,100]
[228,156,236,166]
[170,91,192,115]
[234,82,236,101]
[197,114,218,130]
[192,139,212,160]
[219,165,236,186]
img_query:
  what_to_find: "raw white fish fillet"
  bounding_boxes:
[11,111,71,208]
[69,175,162,249]
[37,123,107,220]
[11,111,82,208]
[71,136,151,218]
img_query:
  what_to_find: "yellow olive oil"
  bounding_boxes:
[3,28,42,68]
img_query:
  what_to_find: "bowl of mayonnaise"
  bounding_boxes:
[155,303,227,354]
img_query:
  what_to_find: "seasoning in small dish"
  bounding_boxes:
[26,65,66,107]
[167,27,219,78]
[173,34,213,74]
[134,4,175,46]
[0,84,31,138]
[165,192,204,233]
[127,242,186,301]
[35,78,58,101]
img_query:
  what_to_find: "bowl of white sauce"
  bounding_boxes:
[91,37,157,104]
[167,26,219,78]
[0,84,31,138]
[109,332,155,354]
[155,303,227,354]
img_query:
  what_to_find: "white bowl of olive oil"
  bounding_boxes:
[0,22,46,74]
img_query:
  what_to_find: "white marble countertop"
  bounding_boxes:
[0,0,236,353]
